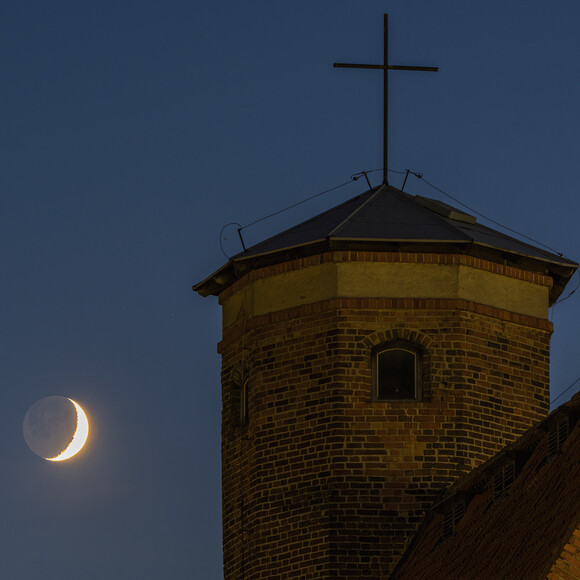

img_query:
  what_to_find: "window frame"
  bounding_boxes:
[371,340,424,402]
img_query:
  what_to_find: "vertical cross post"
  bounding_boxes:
[334,14,438,185]
[383,13,389,186]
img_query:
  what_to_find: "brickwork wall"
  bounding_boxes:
[220,294,552,579]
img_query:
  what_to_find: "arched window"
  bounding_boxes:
[372,341,423,401]
[230,365,250,427]
[239,377,249,427]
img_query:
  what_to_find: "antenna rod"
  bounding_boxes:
[401,169,410,191]
[237,228,247,253]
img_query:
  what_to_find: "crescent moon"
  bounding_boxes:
[46,399,89,462]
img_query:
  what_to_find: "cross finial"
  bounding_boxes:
[334,14,438,185]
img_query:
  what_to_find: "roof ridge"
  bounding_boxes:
[229,187,376,259]
[328,184,475,243]
[327,183,387,237]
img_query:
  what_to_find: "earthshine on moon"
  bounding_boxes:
[23,396,89,461]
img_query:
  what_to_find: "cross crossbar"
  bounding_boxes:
[334,64,438,72]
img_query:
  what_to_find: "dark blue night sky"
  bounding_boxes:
[1,1,579,578]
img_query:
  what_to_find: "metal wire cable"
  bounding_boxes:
[220,167,575,280]
[407,171,568,258]
[240,179,355,231]
[404,169,578,308]
[239,166,408,234]
[551,377,580,406]
[553,270,580,306]
[219,222,243,259]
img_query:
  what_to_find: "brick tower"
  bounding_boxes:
[194,185,577,578]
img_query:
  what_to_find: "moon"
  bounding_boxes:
[23,396,89,461]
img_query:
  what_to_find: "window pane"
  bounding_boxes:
[377,349,416,400]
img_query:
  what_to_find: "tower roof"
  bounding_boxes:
[194,184,577,301]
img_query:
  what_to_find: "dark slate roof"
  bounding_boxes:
[194,184,577,298]
[390,392,580,580]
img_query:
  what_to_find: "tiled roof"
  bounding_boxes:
[390,392,580,580]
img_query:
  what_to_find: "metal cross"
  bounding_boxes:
[334,14,438,185]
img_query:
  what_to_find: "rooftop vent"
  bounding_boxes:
[493,460,515,500]
[547,416,569,460]
[414,195,477,224]
[442,499,465,540]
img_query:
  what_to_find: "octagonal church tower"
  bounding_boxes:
[194,184,577,579]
